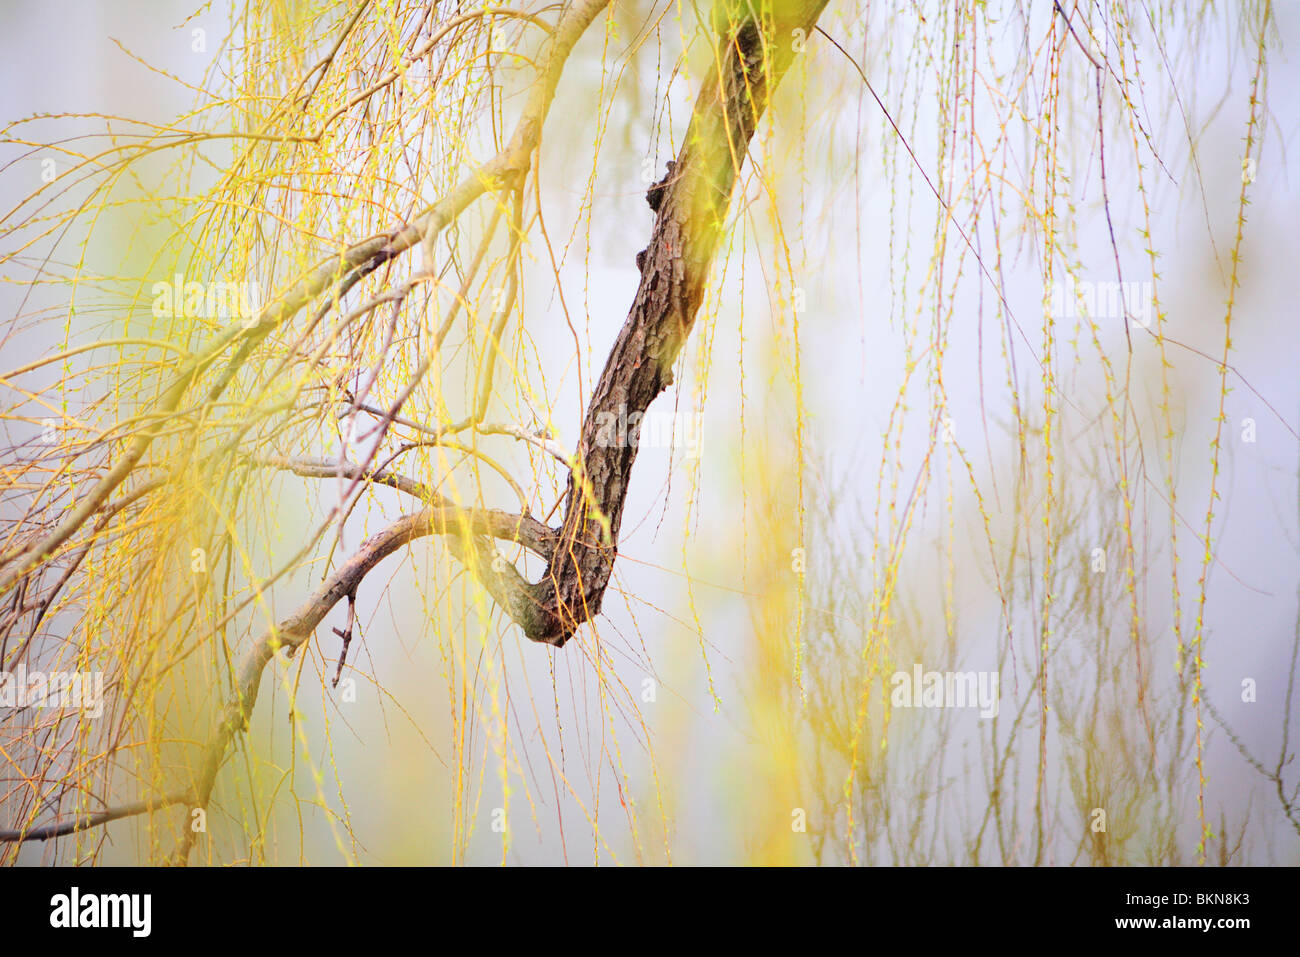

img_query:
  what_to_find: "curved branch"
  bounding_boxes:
[167,497,547,864]
[515,0,830,645]
[0,0,612,597]
[253,455,558,556]
[4,0,830,862]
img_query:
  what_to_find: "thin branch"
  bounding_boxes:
[478,422,574,465]
[0,790,192,844]
[0,0,610,596]
[166,500,543,864]
[250,455,558,557]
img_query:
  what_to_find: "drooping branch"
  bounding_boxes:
[169,503,476,864]
[0,0,611,597]
[166,7,836,866]
[0,0,830,860]
[0,460,551,851]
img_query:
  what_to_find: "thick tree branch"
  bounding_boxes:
[514,0,829,645]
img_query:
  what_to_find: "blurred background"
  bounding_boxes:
[1,0,1297,865]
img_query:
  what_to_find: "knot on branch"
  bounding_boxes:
[646,159,676,214]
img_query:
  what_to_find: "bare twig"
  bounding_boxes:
[0,791,192,844]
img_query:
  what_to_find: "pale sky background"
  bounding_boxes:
[2,1,1298,865]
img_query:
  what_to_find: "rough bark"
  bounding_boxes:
[517,1,829,645]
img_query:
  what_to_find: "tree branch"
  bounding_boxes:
[1,465,553,850]
[512,0,829,645]
[252,455,559,557]
[0,792,192,845]
[166,497,549,863]
[0,0,611,597]
[2,0,832,861]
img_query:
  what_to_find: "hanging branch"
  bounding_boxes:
[0,0,831,860]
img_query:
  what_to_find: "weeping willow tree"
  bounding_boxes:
[791,1,1293,866]
[0,0,1291,866]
